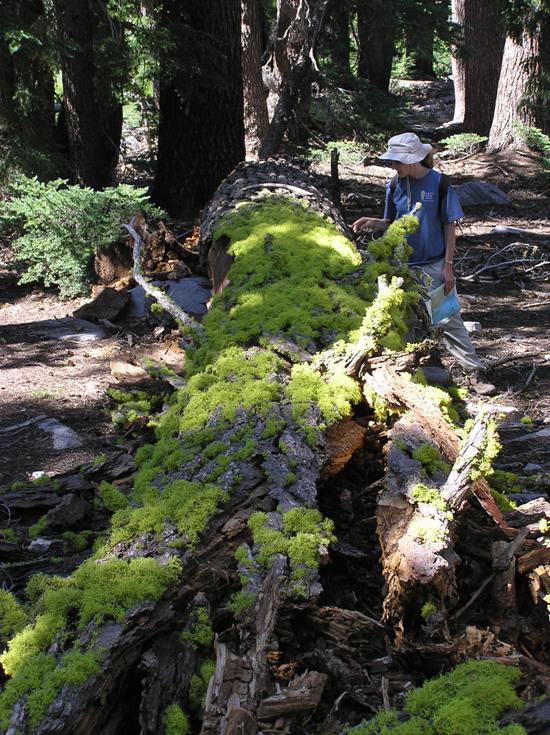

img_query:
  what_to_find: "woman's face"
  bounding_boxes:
[389,160,412,178]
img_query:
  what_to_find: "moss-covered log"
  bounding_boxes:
[0,160,531,734]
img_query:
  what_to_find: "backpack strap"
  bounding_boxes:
[438,172,449,218]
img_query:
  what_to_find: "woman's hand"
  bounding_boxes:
[441,262,455,295]
[352,217,387,233]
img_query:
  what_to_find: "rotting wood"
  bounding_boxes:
[3,159,547,735]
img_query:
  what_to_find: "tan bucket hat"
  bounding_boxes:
[378,132,432,164]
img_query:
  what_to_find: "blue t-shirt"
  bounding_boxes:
[383,169,464,265]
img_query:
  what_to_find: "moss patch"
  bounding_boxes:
[346,659,526,734]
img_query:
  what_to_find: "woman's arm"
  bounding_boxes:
[352,217,389,233]
[442,221,457,294]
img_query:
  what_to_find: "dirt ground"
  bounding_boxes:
[1,81,549,488]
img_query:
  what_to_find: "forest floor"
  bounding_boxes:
[0,78,549,488]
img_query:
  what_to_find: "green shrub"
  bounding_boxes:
[440,133,487,155]
[0,176,165,297]
[514,123,550,170]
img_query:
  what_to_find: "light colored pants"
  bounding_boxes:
[413,258,484,371]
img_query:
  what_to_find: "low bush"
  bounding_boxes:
[0,176,165,297]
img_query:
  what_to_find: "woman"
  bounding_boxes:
[353,132,494,395]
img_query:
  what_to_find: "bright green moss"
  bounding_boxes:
[189,659,216,710]
[409,517,448,545]
[110,480,227,546]
[520,415,534,425]
[489,470,522,495]
[10,480,27,491]
[234,438,257,461]
[227,590,257,615]
[191,200,365,369]
[0,557,181,682]
[411,443,451,478]
[28,514,48,539]
[163,703,189,735]
[346,660,526,735]
[0,527,18,543]
[470,420,501,481]
[0,649,102,728]
[421,601,438,621]
[286,364,362,431]
[248,508,335,575]
[98,481,129,512]
[203,441,226,459]
[410,484,450,515]
[181,607,214,648]
[0,590,28,641]
[62,530,91,553]
[490,489,517,513]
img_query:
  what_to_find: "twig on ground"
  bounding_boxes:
[0,415,48,435]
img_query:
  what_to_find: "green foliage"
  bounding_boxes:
[285,364,361,433]
[28,515,49,539]
[227,590,257,616]
[490,489,517,513]
[412,443,451,478]
[163,703,189,735]
[489,470,522,495]
[421,601,438,621]
[0,527,18,543]
[440,133,487,155]
[514,123,550,170]
[0,556,181,724]
[307,140,369,166]
[0,590,28,641]
[98,481,129,513]
[347,660,525,735]
[62,531,91,553]
[181,607,214,648]
[189,660,216,710]
[0,176,165,297]
[0,650,102,728]
[309,79,399,152]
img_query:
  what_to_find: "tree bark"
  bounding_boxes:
[322,0,352,80]
[356,0,396,92]
[259,0,329,158]
[241,0,269,160]
[0,0,57,174]
[451,0,506,134]
[53,0,123,189]
[153,0,245,217]
[488,19,550,151]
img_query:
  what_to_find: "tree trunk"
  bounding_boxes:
[451,0,506,134]
[356,0,395,92]
[153,0,245,217]
[488,19,550,151]
[241,0,269,160]
[260,0,329,157]
[53,0,123,189]
[0,0,57,175]
[405,11,436,80]
[322,0,352,80]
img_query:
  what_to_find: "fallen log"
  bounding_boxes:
[0,160,531,734]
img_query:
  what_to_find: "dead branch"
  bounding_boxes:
[122,220,204,336]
